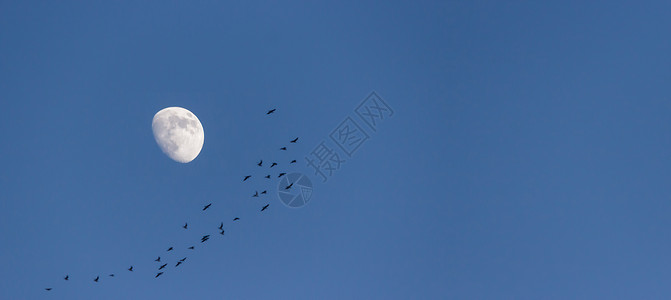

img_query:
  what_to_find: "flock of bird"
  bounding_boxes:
[44,108,299,292]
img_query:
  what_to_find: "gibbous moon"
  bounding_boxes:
[152,107,204,163]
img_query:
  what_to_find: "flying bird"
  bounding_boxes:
[183,223,188,229]
[155,257,161,262]
[278,173,286,177]
[109,274,115,277]
[261,190,267,194]
[64,275,69,281]
[257,160,263,167]
[167,247,173,251]
[175,261,182,267]
[270,162,277,168]
[253,191,259,197]
[264,175,271,179]
[233,217,240,221]
[290,137,299,143]
[261,204,269,211]
[285,183,294,190]
[280,147,287,150]
[155,272,163,278]
[45,288,52,291]
[94,276,99,282]
[159,263,167,270]
[128,266,133,271]
[290,160,297,164]
[218,222,223,230]
[188,246,195,250]
[203,203,212,211]
[180,257,187,262]
[220,230,225,235]
[243,175,251,181]
[267,109,276,115]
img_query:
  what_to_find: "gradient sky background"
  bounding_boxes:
[1,1,671,299]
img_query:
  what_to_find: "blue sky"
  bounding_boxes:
[1,1,671,299]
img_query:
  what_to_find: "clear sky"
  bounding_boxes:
[1,1,670,299]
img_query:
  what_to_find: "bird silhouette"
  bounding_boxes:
[183,223,188,229]
[180,257,187,262]
[278,173,286,177]
[109,274,115,277]
[261,190,267,194]
[243,175,251,181]
[290,160,297,164]
[267,109,276,114]
[290,137,299,143]
[233,217,240,221]
[155,272,163,278]
[128,266,133,271]
[280,147,287,150]
[203,203,212,211]
[270,162,277,168]
[253,191,259,197]
[285,182,294,190]
[264,175,271,179]
[175,261,182,267]
[64,275,69,281]
[155,257,161,262]
[159,263,167,270]
[218,222,224,230]
[261,204,269,211]
[94,276,99,282]
[220,230,225,235]
[257,160,263,167]
[45,288,52,291]
[188,246,195,250]
[167,247,173,251]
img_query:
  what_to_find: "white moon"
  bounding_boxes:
[152,107,204,163]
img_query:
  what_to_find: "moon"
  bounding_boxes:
[152,107,204,163]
